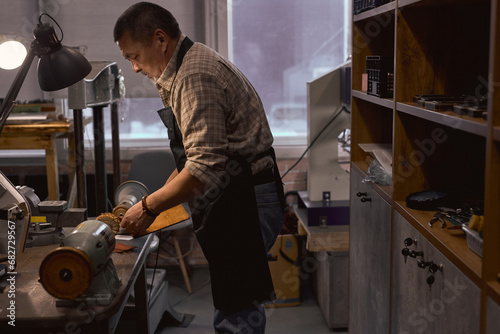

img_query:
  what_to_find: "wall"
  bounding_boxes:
[0,0,43,103]
[0,0,310,266]
[40,0,206,101]
[0,0,207,104]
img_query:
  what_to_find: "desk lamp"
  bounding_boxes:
[0,36,27,70]
[0,13,92,134]
[0,13,91,256]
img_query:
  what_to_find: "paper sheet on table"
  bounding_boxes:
[358,143,393,176]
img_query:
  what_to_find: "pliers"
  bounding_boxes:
[428,212,446,228]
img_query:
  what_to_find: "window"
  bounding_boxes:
[228,0,351,145]
[43,0,352,154]
[77,98,169,149]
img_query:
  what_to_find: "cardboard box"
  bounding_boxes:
[265,234,301,308]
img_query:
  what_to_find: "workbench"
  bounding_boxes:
[0,121,73,201]
[0,234,158,333]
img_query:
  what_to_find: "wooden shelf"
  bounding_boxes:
[350,0,499,328]
[353,1,396,22]
[398,0,490,8]
[397,102,488,137]
[398,0,422,7]
[393,200,482,286]
[352,90,394,109]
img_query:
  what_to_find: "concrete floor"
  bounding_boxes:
[117,265,347,334]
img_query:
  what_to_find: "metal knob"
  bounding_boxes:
[404,237,417,247]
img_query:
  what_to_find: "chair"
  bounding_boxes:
[127,150,193,294]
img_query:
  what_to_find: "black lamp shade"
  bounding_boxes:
[37,45,92,91]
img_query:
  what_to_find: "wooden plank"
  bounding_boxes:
[1,121,70,134]
[45,141,59,201]
[0,135,53,150]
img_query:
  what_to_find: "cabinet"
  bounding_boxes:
[392,211,481,333]
[349,0,500,332]
[312,250,349,329]
[348,168,391,333]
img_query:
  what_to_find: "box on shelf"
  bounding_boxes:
[266,234,301,308]
[366,55,394,98]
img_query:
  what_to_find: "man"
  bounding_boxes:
[114,3,285,333]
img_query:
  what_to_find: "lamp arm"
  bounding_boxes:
[0,42,37,134]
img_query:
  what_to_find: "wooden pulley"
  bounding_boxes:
[39,246,93,300]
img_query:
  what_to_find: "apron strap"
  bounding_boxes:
[157,37,195,171]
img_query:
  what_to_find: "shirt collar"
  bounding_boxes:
[156,34,186,92]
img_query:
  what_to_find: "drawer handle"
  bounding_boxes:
[356,192,367,197]
[360,196,371,202]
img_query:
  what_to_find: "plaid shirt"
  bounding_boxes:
[156,35,274,188]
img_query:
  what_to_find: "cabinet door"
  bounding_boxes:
[349,169,391,333]
[392,211,480,334]
[486,297,500,334]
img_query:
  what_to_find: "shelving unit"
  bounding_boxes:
[349,0,500,332]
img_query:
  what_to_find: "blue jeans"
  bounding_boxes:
[213,181,284,334]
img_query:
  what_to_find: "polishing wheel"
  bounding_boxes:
[39,246,93,300]
[96,212,121,234]
[113,181,149,217]
[112,204,129,220]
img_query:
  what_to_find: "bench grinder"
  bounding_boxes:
[39,220,121,304]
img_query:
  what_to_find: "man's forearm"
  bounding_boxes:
[146,168,205,213]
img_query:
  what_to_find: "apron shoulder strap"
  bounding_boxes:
[176,37,194,72]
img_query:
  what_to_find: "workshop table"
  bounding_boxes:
[0,233,154,333]
[0,121,74,201]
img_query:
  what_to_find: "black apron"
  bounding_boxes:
[157,37,285,312]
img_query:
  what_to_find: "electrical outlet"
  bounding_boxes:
[319,216,327,227]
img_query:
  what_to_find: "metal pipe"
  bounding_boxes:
[111,102,121,193]
[93,106,108,214]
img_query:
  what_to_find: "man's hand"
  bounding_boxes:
[120,201,155,237]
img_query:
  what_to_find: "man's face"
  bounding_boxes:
[117,31,167,83]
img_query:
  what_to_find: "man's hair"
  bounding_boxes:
[113,2,181,44]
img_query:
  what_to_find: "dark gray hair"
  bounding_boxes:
[113,2,181,44]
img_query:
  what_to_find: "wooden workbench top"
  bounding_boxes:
[1,121,72,134]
